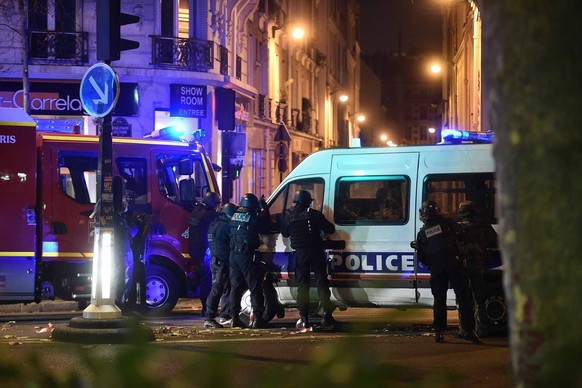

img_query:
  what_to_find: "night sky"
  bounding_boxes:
[359,0,443,55]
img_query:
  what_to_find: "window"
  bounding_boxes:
[334,176,409,225]
[116,157,148,205]
[267,178,325,232]
[58,153,98,204]
[423,173,497,224]
[157,152,210,210]
[420,125,427,141]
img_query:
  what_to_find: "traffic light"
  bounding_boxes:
[228,158,244,180]
[97,0,140,61]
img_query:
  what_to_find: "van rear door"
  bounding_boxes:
[328,150,420,306]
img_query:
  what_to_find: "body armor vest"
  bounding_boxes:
[208,214,230,257]
[288,209,315,249]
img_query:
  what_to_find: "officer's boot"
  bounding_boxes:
[296,315,310,329]
[321,312,339,329]
[231,314,246,328]
[251,315,267,329]
[435,329,444,343]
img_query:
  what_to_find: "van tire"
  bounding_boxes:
[482,282,508,336]
[239,283,283,323]
[144,265,179,316]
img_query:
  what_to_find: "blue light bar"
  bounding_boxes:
[440,129,494,144]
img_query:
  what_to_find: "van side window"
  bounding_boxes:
[423,173,497,224]
[157,153,209,210]
[267,178,325,232]
[334,176,409,225]
[58,153,98,204]
[116,157,147,205]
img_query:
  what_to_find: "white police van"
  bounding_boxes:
[258,130,506,333]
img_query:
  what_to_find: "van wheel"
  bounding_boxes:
[482,283,508,336]
[144,265,179,316]
[239,284,283,324]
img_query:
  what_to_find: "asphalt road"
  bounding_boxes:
[0,299,513,387]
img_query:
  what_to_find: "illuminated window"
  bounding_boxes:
[423,173,497,224]
[334,176,409,225]
[58,153,98,204]
[266,178,325,232]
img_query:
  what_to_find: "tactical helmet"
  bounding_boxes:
[202,191,221,209]
[419,200,440,222]
[240,193,260,212]
[293,190,313,206]
[221,203,238,218]
[457,200,477,220]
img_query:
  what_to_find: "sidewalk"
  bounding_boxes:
[0,298,202,316]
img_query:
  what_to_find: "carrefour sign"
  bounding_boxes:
[170,84,207,118]
[0,81,138,116]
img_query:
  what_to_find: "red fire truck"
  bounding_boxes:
[0,108,220,315]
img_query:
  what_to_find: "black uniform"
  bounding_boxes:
[121,211,150,314]
[205,212,232,322]
[228,207,268,326]
[114,210,136,312]
[458,215,498,336]
[281,205,336,326]
[188,202,218,314]
[416,214,475,339]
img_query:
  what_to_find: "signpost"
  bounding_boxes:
[80,63,120,118]
[79,63,120,319]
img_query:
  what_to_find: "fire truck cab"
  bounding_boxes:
[0,108,220,315]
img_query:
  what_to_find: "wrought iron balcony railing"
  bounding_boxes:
[219,45,228,75]
[151,35,214,71]
[27,30,88,64]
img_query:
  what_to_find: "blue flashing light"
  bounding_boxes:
[159,126,185,139]
[440,129,494,144]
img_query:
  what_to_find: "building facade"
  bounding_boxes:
[441,0,485,134]
[0,0,360,200]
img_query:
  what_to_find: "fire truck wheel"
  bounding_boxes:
[145,265,179,316]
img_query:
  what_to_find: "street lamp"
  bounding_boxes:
[272,22,307,40]
[430,63,442,74]
[291,27,305,40]
[349,112,365,123]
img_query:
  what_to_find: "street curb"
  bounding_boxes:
[0,300,79,314]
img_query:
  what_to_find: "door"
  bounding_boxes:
[0,111,38,302]
[328,151,420,306]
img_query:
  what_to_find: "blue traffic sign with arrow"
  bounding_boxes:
[79,63,120,118]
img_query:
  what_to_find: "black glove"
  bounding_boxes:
[260,195,268,211]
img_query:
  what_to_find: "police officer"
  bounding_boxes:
[188,191,221,316]
[203,203,237,329]
[113,197,136,314]
[281,190,338,329]
[457,200,498,337]
[122,209,150,315]
[228,193,270,328]
[416,200,479,343]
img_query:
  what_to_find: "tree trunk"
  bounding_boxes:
[18,0,30,113]
[478,0,582,385]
